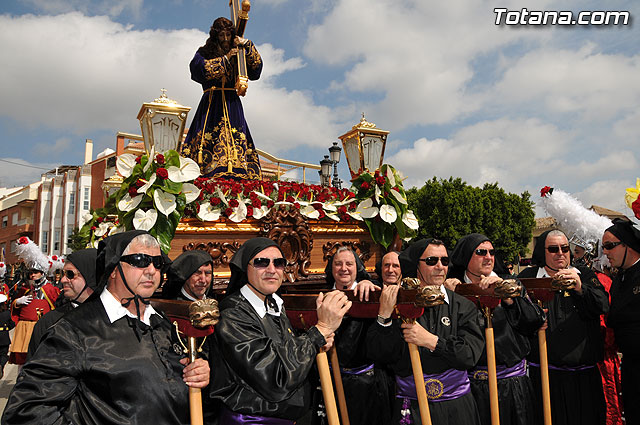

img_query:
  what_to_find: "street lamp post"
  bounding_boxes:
[328,142,342,189]
[319,155,332,187]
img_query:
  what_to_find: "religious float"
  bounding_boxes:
[78,91,419,289]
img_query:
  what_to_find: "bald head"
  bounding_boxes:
[381,251,401,285]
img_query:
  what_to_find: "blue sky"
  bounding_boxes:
[0,0,638,218]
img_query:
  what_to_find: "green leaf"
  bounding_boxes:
[163,180,183,195]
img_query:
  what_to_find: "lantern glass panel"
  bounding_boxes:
[343,136,361,175]
[362,136,384,171]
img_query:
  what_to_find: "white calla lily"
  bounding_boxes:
[326,213,340,221]
[228,199,247,223]
[386,167,396,187]
[137,174,157,194]
[252,205,270,219]
[216,186,229,206]
[374,184,381,204]
[109,225,125,235]
[402,210,420,230]
[118,193,143,212]
[300,205,320,219]
[252,191,272,201]
[197,202,221,221]
[167,156,201,182]
[93,222,112,237]
[323,202,337,212]
[81,213,94,226]
[379,204,398,223]
[348,211,364,221]
[116,154,137,178]
[390,188,408,205]
[133,209,158,231]
[154,189,177,216]
[143,146,155,173]
[356,198,379,219]
[182,183,201,204]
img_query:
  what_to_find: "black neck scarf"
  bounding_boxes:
[247,282,279,313]
[117,263,152,341]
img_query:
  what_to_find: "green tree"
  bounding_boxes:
[67,227,89,252]
[406,177,535,263]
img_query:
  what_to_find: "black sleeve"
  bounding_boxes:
[571,267,609,319]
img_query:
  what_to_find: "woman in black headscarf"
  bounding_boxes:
[209,237,351,424]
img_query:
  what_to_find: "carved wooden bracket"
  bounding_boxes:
[182,241,241,268]
[322,241,372,263]
[258,205,313,283]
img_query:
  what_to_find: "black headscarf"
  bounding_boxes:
[162,250,214,299]
[66,248,98,303]
[324,248,371,288]
[398,238,438,278]
[449,233,490,280]
[605,218,640,253]
[228,237,284,312]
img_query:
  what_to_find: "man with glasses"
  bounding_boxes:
[26,248,97,359]
[3,230,210,424]
[518,229,608,425]
[368,238,484,425]
[448,234,544,425]
[603,218,640,425]
[208,237,351,423]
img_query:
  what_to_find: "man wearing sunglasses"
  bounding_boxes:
[603,218,640,425]
[208,237,351,423]
[3,230,210,425]
[163,250,215,301]
[517,229,608,425]
[447,233,544,425]
[26,248,98,360]
[368,238,484,425]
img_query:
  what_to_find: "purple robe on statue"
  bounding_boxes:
[180,42,263,180]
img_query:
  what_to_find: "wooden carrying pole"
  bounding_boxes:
[408,341,432,425]
[188,336,204,425]
[538,320,552,425]
[317,351,341,425]
[483,308,500,425]
[329,347,350,425]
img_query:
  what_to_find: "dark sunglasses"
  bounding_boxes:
[546,245,570,254]
[63,269,80,280]
[120,254,164,269]
[419,256,450,266]
[250,257,287,269]
[602,241,623,250]
[475,249,495,257]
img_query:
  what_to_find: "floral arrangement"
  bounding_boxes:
[78,151,419,252]
[625,178,640,220]
[79,149,201,254]
[350,164,418,248]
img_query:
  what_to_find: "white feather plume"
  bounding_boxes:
[15,237,50,273]
[539,188,612,269]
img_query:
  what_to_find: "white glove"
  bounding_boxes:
[16,295,32,306]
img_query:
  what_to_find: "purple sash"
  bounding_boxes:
[334,363,374,375]
[219,406,295,425]
[396,368,470,402]
[469,359,527,380]
[528,362,595,372]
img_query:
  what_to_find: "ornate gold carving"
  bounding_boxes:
[258,206,313,283]
[182,242,241,267]
[322,241,372,263]
[189,299,220,327]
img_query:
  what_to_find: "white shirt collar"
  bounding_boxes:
[240,285,283,318]
[332,280,358,290]
[536,266,580,278]
[463,270,498,284]
[100,288,157,326]
[438,284,450,304]
[180,286,203,302]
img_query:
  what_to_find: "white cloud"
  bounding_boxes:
[33,137,73,157]
[18,0,143,19]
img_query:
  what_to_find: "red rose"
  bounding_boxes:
[156,168,169,180]
[229,199,239,208]
[155,154,165,164]
[252,199,262,208]
[267,200,275,208]
[96,217,104,223]
[349,203,357,211]
[632,198,640,220]
[293,202,301,210]
[135,156,142,164]
[246,206,254,217]
[135,179,145,188]
[318,210,326,219]
[211,197,221,206]
[540,186,553,197]
[361,181,370,190]
[286,196,295,203]
[338,206,347,215]
[224,208,233,217]
[376,176,386,186]
[128,187,138,197]
[18,236,29,244]
[91,226,97,231]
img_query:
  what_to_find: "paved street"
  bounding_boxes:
[0,361,18,413]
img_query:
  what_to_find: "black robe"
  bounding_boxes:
[2,298,191,425]
[518,266,608,425]
[606,260,640,425]
[208,291,325,421]
[367,289,484,425]
[25,302,72,361]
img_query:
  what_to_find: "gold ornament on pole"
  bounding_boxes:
[137,89,191,154]
[338,113,389,179]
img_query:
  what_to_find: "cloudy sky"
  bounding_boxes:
[0,0,638,218]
